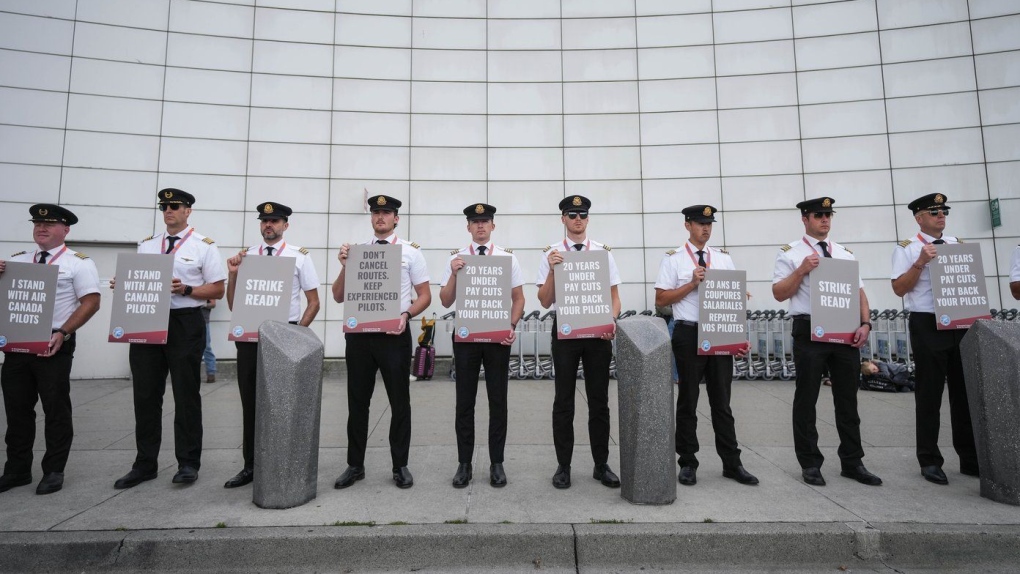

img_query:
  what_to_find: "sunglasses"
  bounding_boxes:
[565,212,589,220]
[926,208,950,217]
[158,203,184,211]
[810,212,833,220]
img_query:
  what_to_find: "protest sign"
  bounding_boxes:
[453,255,512,343]
[108,254,173,344]
[697,269,747,355]
[554,251,614,339]
[929,243,991,329]
[0,262,57,354]
[343,244,402,333]
[810,258,861,345]
[228,255,295,342]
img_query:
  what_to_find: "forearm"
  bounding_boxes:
[299,290,320,326]
[891,267,921,297]
[772,271,805,302]
[190,281,224,301]
[439,276,457,308]
[610,285,621,318]
[510,286,525,325]
[537,275,556,308]
[226,273,237,310]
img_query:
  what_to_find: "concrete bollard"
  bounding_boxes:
[615,316,676,505]
[961,320,1020,506]
[252,321,324,509]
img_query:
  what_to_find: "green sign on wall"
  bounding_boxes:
[989,198,1001,229]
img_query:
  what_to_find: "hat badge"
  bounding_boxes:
[38,208,48,216]
[935,194,944,204]
[164,191,173,199]
[264,204,274,214]
[822,198,832,208]
[572,196,582,207]
[377,196,386,206]
[474,204,485,214]
[702,206,712,217]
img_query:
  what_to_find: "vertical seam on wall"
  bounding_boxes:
[633,0,647,306]
[484,0,489,204]
[407,0,415,239]
[324,0,336,261]
[710,2,725,249]
[56,0,79,205]
[966,0,1001,292]
[874,0,900,258]
[153,0,174,235]
[789,3,807,210]
[558,0,567,214]
[241,3,256,247]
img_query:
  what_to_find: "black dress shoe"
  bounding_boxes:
[0,472,32,493]
[224,467,254,489]
[678,466,697,486]
[490,463,507,488]
[172,466,198,484]
[593,463,621,488]
[452,463,472,488]
[334,466,365,489]
[36,472,64,495]
[723,466,759,486]
[393,466,414,489]
[114,468,157,490]
[552,465,571,489]
[840,465,882,486]
[921,465,948,485]
[802,467,826,486]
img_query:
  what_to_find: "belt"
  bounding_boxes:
[677,320,698,327]
[169,307,202,315]
[791,314,810,321]
[909,312,934,318]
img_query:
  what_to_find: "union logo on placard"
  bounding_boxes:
[346,317,358,328]
[560,323,572,335]
[939,315,951,326]
[700,340,711,352]
[457,327,469,339]
[112,327,124,339]
[232,326,244,337]
[814,326,825,338]
[0,336,7,347]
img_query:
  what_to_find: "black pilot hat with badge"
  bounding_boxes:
[796,196,836,215]
[682,205,717,224]
[157,188,195,207]
[367,195,401,213]
[907,193,950,215]
[29,204,79,226]
[464,203,496,221]
[558,195,591,214]
[255,202,292,221]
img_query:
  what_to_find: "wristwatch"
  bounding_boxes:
[57,328,70,341]
[183,285,193,296]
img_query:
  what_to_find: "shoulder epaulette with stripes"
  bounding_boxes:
[10,251,26,257]
[140,235,155,242]
[450,248,460,255]
[298,247,309,255]
[543,245,552,252]
[603,245,612,251]
[718,248,729,254]
[410,242,420,249]
[666,249,677,256]
[202,237,215,244]
[74,252,89,259]
[780,244,793,252]
[503,248,513,253]
[957,238,964,243]
[844,248,853,254]
[898,239,911,247]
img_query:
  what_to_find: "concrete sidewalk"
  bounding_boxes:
[1,375,1018,572]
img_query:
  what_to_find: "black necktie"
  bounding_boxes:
[477,246,486,255]
[573,243,584,251]
[37,251,50,264]
[696,250,707,268]
[377,239,389,244]
[165,236,179,254]
[932,239,945,245]
[818,241,832,258]
[266,246,275,256]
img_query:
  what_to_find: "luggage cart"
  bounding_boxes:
[534,311,556,379]
[772,310,795,381]
[732,310,753,380]
[513,310,540,379]
[440,311,457,380]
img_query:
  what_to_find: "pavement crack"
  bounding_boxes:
[571,523,579,574]
[113,537,125,565]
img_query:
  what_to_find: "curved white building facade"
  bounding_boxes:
[0,0,1018,377]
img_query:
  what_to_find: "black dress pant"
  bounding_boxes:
[453,340,510,464]
[551,324,612,467]
[908,312,978,472]
[235,341,258,469]
[2,336,76,475]
[672,323,741,470]
[344,329,412,468]
[128,308,205,472]
[791,317,864,470]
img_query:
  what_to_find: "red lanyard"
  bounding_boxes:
[562,239,590,251]
[37,245,68,265]
[802,237,827,256]
[162,228,194,255]
[259,242,286,255]
[685,243,710,268]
